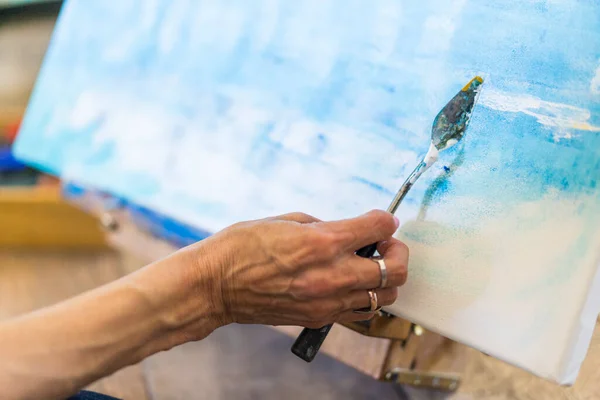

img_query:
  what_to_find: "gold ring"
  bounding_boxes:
[353,290,379,314]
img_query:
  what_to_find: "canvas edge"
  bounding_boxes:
[555,249,600,385]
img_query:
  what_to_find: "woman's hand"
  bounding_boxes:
[191,209,409,330]
[0,210,408,400]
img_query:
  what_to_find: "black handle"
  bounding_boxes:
[290,242,379,362]
[355,242,378,258]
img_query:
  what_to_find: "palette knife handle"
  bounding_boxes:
[290,242,378,362]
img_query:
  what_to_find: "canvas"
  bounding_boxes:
[13,0,600,384]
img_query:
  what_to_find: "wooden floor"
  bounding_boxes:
[0,249,599,400]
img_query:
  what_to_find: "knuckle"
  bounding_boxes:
[289,212,313,222]
[316,279,339,298]
[336,228,358,247]
[296,212,312,221]
[368,208,388,220]
[291,229,334,265]
[302,282,322,298]
[301,272,354,298]
[314,231,343,259]
[224,220,250,232]
[367,209,395,237]
[292,277,332,299]
[369,209,391,225]
[397,240,410,258]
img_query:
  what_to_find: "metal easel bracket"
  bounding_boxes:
[383,368,460,391]
[379,324,465,391]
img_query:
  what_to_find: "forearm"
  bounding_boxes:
[0,280,162,399]
[0,246,222,400]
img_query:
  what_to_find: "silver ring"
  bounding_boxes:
[354,290,380,314]
[376,258,388,288]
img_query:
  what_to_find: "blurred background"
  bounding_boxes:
[1,0,59,187]
[1,2,598,399]
[0,0,107,248]
[0,1,144,397]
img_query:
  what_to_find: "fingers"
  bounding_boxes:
[346,287,398,310]
[234,210,406,330]
[335,288,398,324]
[288,236,408,299]
[337,237,408,290]
[376,237,409,287]
[291,287,398,327]
[376,239,395,255]
[323,210,399,251]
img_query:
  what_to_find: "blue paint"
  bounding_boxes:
[0,147,26,172]
[63,182,210,247]
[382,84,396,94]
[311,133,328,155]
[350,176,393,195]
[62,183,88,198]
[128,205,211,247]
[378,110,398,129]
[10,0,600,233]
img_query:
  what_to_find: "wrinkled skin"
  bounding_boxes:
[189,209,409,331]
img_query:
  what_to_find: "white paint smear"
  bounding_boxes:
[479,88,600,134]
[64,88,398,229]
[423,143,439,167]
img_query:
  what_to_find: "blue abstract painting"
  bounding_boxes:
[13,0,600,384]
